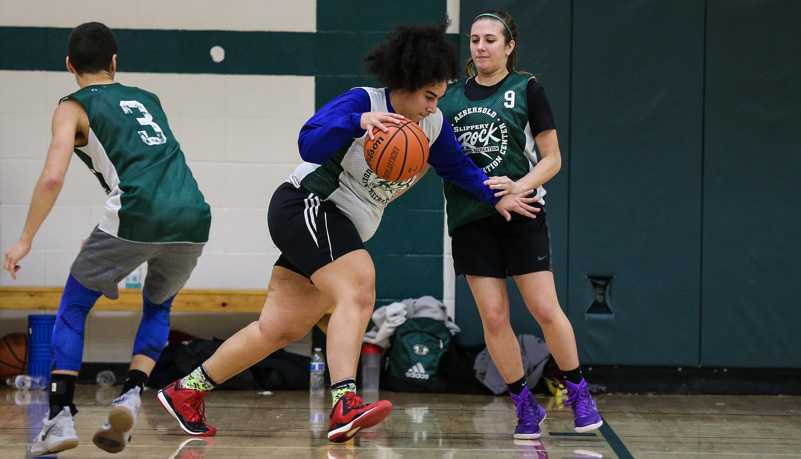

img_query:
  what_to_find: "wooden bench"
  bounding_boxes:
[0,287,267,313]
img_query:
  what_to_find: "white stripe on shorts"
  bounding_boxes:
[304,194,320,247]
[324,212,333,261]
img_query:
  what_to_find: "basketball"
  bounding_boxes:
[0,333,28,380]
[364,119,429,182]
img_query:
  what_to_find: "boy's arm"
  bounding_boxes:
[3,100,82,279]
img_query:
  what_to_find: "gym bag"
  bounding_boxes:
[383,317,451,392]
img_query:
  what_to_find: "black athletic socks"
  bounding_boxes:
[562,367,584,385]
[507,376,528,395]
[120,369,148,395]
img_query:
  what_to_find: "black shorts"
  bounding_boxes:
[268,182,365,278]
[451,205,552,278]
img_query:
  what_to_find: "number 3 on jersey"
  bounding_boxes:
[120,100,167,145]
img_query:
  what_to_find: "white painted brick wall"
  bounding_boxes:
[0,0,318,361]
[0,0,461,361]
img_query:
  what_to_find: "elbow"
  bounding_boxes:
[297,147,314,163]
[40,173,65,192]
[297,135,317,162]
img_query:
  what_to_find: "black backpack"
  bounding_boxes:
[383,318,451,392]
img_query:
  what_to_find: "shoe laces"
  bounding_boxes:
[185,392,207,422]
[513,395,537,424]
[565,384,594,418]
[344,393,365,410]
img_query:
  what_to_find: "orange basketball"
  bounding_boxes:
[364,119,429,182]
[0,333,28,380]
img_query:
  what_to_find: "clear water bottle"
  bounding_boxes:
[6,375,47,390]
[309,392,325,438]
[96,370,117,387]
[9,388,48,405]
[124,265,143,289]
[310,347,325,395]
[361,343,382,392]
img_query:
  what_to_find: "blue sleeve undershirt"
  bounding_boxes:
[297,88,369,163]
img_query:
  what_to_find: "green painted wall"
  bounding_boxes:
[0,27,315,74]
[314,0,450,306]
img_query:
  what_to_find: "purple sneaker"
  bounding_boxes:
[565,379,603,432]
[509,386,547,439]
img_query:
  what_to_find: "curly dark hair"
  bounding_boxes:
[68,22,117,75]
[364,21,459,92]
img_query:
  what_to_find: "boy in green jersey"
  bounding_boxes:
[3,22,210,455]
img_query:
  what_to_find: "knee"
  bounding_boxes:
[256,317,306,345]
[134,297,173,360]
[332,285,375,317]
[143,294,173,321]
[529,302,563,326]
[351,288,376,313]
[481,307,511,334]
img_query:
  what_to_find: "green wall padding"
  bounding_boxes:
[568,0,705,365]
[370,172,447,304]
[701,0,801,367]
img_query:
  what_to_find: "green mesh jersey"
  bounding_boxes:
[439,73,546,234]
[66,83,210,243]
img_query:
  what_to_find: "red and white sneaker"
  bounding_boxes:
[157,381,216,436]
[327,392,392,443]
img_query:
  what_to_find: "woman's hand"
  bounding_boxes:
[494,190,541,221]
[360,112,406,139]
[485,176,528,197]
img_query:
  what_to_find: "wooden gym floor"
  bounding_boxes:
[1,385,800,458]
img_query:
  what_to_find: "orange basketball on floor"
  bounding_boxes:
[364,119,429,182]
[0,333,28,380]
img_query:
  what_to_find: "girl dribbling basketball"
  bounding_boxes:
[157,20,539,443]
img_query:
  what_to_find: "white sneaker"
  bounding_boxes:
[109,386,142,431]
[31,407,79,456]
[93,386,141,453]
[93,420,133,453]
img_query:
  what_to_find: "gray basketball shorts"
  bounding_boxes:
[70,226,204,303]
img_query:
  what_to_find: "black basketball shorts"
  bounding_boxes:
[451,206,552,278]
[268,182,365,278]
